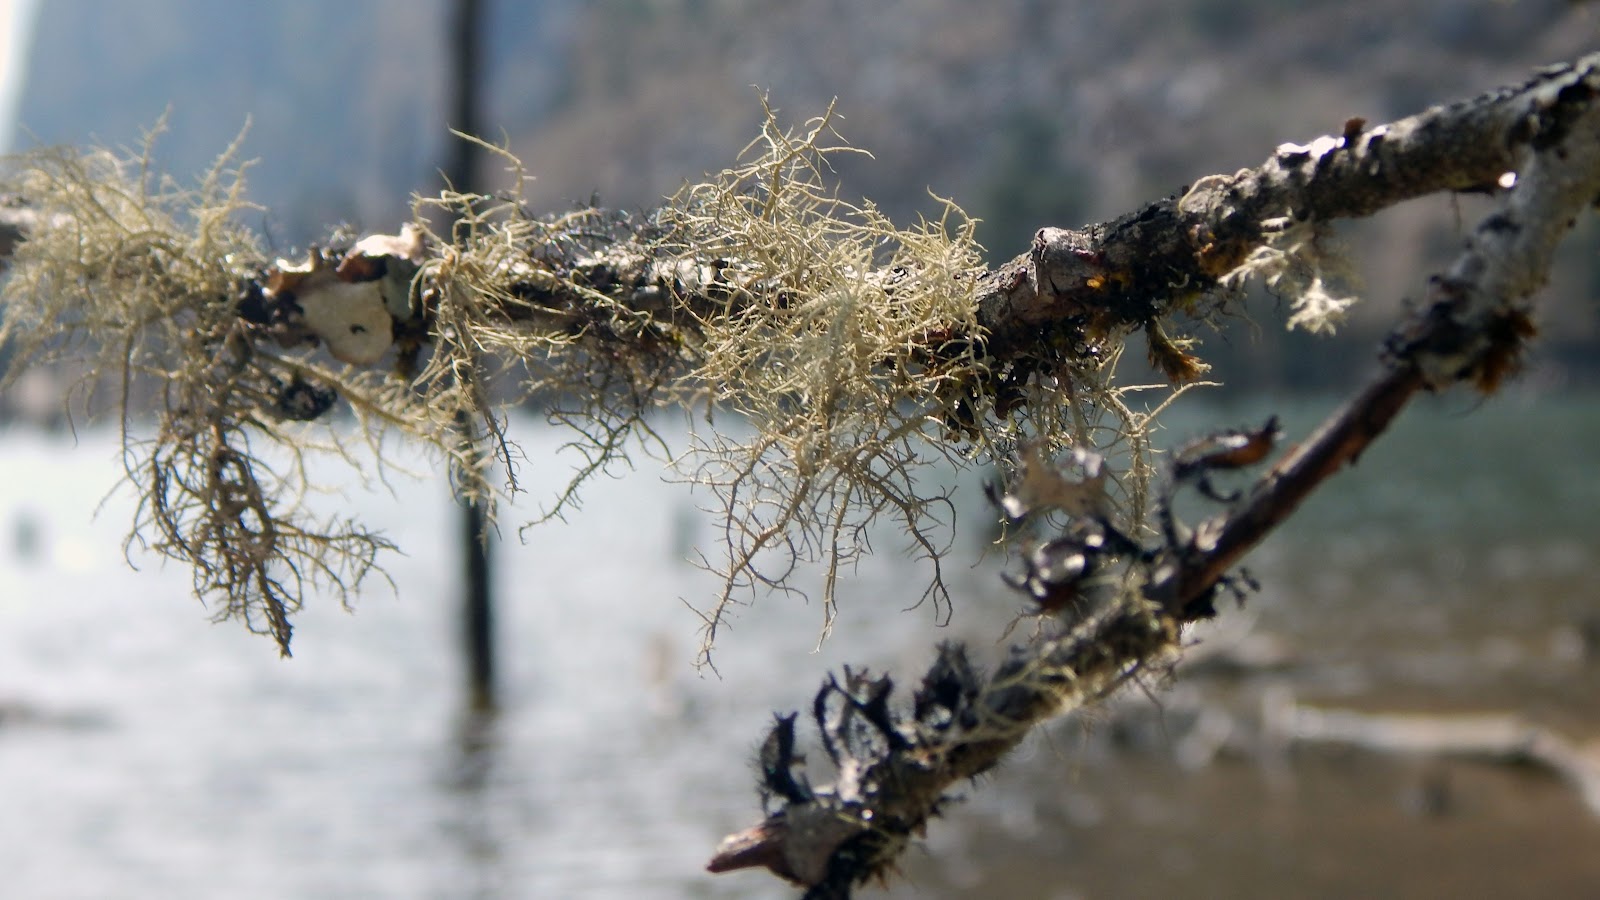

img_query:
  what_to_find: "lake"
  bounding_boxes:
[1,391,1597,898]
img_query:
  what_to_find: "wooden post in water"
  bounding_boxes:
[445,0,495,713]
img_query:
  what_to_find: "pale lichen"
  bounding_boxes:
[1223,213,1361,334]
[0,127,395,654]
[0,107,1192,662]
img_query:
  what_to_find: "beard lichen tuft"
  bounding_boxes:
[0,131,396,655]
[1222,213,1361,334]
[654,99,993,659]
[0,107,1194,661]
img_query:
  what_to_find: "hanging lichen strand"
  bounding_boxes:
[0,103,1187,658]
[649,101,1174,656]
[0,135,397,654]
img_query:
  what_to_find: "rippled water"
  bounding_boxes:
[2,393,1597,898]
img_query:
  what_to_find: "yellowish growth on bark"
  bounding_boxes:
[0,130,395,654]
[0,107,1192,662]
[1223,213,1361,334]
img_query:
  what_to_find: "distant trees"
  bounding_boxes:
[3,51,1599,898]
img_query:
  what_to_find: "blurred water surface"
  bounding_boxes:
[1,393,1597,899]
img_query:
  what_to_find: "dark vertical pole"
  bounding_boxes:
[446,0,484,190]
[459,440,495,713]
[445,0,495,712]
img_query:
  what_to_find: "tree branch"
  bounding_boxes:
[707,55,1600,896]
[6,55,1594,395]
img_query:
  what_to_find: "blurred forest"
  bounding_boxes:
[10,0,1599,389]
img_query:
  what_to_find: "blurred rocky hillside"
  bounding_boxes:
[11,0,1598,387]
